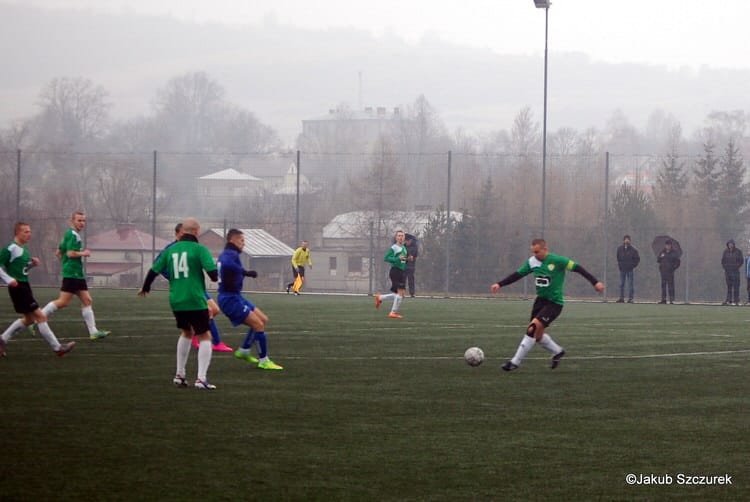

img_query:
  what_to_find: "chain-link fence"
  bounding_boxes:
[0,149,740,303]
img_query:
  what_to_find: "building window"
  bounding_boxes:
[348,255,364,273]
[329,256,337,276]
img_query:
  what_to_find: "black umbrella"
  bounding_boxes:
[651,235,682,258]
[392,233,419,245]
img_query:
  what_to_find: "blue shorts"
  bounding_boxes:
[218,293,255,327]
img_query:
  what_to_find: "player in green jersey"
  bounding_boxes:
[375,230,408,318]
[0,222,75,357]
[138,217,220,389]
[41,211,109,340]
[491,238,604,371]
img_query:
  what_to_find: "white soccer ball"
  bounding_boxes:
[464,346,484,367]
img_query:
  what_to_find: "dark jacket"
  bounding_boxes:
[721,240,744,273]
[405,239,419,270]
[616,244,640,272]
[657,248,680,275]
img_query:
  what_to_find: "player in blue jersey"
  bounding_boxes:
[217,229,283,370]
[157,223,232,352]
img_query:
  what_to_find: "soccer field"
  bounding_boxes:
[1,289,747,501]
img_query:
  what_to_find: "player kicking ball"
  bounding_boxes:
[491,238,604,371]
[217,229,283,371]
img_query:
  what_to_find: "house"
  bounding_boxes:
[198,168,263,199]
[85,224,171,287]
[199,228,295,291]
[310,210,462,293]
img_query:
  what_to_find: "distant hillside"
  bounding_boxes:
[1,3,748,145]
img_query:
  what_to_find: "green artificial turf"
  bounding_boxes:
[1,289,747,501]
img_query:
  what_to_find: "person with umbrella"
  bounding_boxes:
[656,238,681,304]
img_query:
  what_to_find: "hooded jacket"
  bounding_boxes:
[721,240,744,273]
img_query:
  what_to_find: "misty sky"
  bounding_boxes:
[16,0,750,70]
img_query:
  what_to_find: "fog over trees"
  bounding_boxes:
[1,3,749,300]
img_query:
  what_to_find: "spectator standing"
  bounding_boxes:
[721,239,743,305]
[657,239,680,304]
[615,234,640,303]
[404,235,419,297]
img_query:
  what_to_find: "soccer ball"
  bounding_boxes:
[464,346,484,367]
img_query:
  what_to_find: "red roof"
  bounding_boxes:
[86,262,140,276]
[87,225,171,251]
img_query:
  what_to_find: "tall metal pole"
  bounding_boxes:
[295,150,301,245]
[604,152,610,301]
[445,151,452,297]
[541,5,549,237]
[16,149,21,221]
[151,150,157,262]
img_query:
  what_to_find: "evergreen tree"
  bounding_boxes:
[716,138,750,239]
[693,140,720,208]
[609,182,658,245]
[655,148,688,197]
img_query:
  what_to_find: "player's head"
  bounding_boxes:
[14,221,31,244]
[181,217,200,237]
[623,234,631,244]
[395,230,405,244]
[530,238,548,260]
[227,228,244,248]
[174,222,184,238]
[71,211,86,231]
[301,240,309,250]
[665,239,672,248]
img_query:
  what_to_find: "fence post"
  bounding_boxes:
[603,151,609,301]
[445,151,452,297]
[16,149,21,221]
[296,150,301,245]
[151,150,157,263]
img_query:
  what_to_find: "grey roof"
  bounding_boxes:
[199,168,261,181]
[323,210,463,239]
[208,228,295,258]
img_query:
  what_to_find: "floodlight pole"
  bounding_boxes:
[534,0,550,238]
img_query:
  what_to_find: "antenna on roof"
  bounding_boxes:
[358,71,363,110]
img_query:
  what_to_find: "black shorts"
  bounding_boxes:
[61,278,88,293]
[173,309,210,335]
[293,265,305,278]
[389,267,406,293]
[8,282,39,314]
[530,297,563,327]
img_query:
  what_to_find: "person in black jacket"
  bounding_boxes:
[616,235,640,303]
[657,239,680,304]
[721,239,744,305]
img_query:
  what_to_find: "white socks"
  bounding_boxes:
[81,306,98,335]
[392,295,403,314]
[510,335,536,366]
[42,301,57,317]
[37,322,62,351]
[1,318,25,342]
[176,335,191,377]
[197,339,212,381]
[511,333,564,366]
[538,333,563,355]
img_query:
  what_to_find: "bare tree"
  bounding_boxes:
[34,77,111,148]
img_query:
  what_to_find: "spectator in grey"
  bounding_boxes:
[405,235,419,298]
[615,235,640,303]
[721,239,743,305]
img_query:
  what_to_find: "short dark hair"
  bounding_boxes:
[623,234,631,240]
[174,223,183,234]
[665,239,672,245]
[226,228,243,241]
